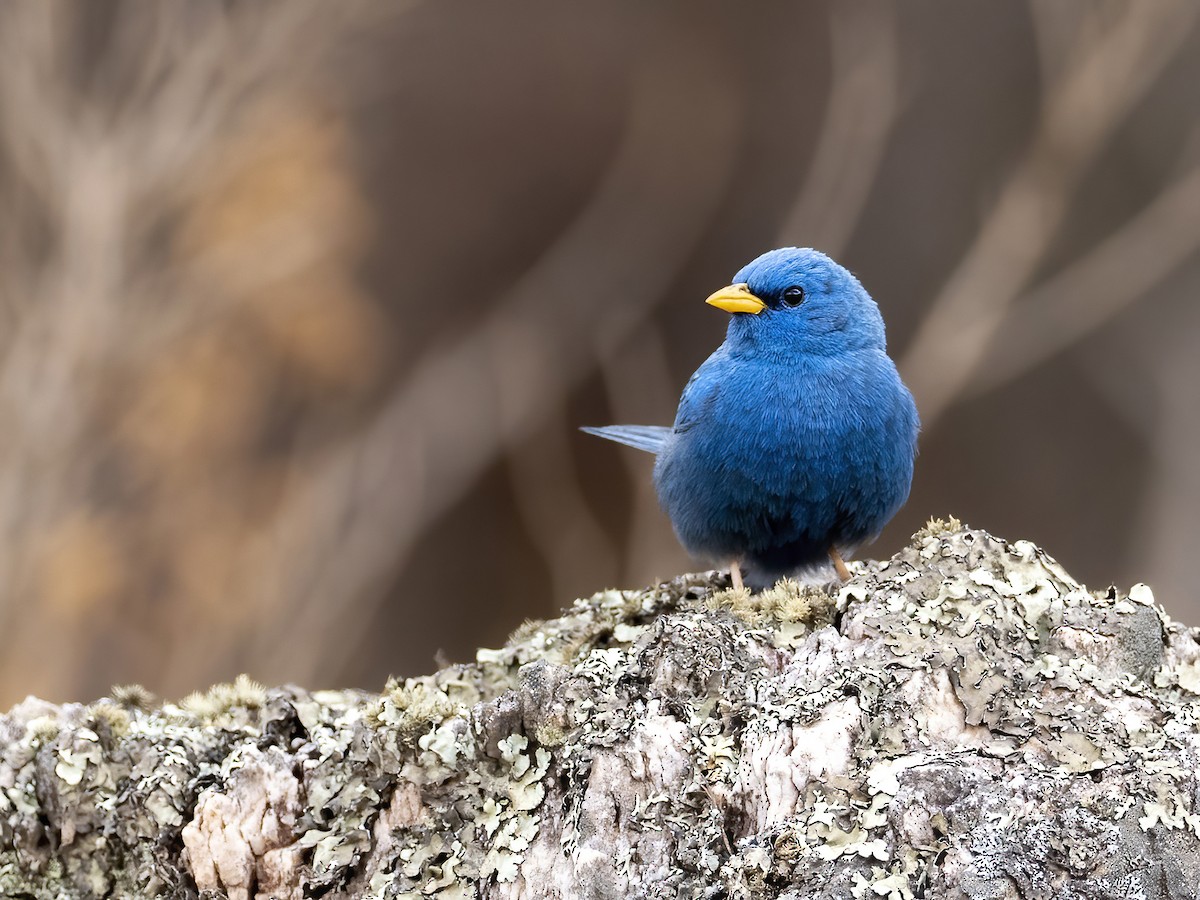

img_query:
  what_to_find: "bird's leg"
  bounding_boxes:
[828,548,851,582]
[729,561,744,591]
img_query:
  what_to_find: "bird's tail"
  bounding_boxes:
[580,424,671,454]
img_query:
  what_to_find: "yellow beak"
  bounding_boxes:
[705,282,766,315]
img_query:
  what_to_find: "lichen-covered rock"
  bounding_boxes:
[2,523,1200,898]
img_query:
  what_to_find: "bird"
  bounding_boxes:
[583,247,918,591]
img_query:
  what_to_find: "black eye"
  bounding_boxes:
[782,286,805,307]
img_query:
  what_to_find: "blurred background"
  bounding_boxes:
[2,0,1199,707]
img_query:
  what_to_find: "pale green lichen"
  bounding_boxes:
[693,526,1200,897]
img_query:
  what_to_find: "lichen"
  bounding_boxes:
[2,524,1200,898]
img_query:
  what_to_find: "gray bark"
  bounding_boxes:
[3,522,1200,899]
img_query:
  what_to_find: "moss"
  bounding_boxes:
[367,678,458,738]
[86,701,132,738]
[910,514,963,543]
[706,578,836,651]
[177,673,267,725]
[109,684,159,712]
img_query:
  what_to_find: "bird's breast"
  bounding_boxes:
[653,346,916,568]
[658,350,913,508]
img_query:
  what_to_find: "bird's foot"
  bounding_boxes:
[828,548,851,582]
[729,561,744,591]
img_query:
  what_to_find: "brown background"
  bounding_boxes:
[1,1,1199,707]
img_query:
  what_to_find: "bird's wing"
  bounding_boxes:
[672,366,721,434]
[579,425,671,454]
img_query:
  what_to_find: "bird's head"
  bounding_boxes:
[706,248,886,356]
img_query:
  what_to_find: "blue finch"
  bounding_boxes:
[584,248,918,589]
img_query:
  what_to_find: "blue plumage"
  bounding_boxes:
[586,248,919,588]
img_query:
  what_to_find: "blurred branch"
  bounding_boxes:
[967,154,1200,398]
[0,0,401,699]
[240,21,745,678]
[776,1,902,256]
[898,0,1198,429]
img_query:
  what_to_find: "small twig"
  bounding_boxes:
[966,156,1200,399]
